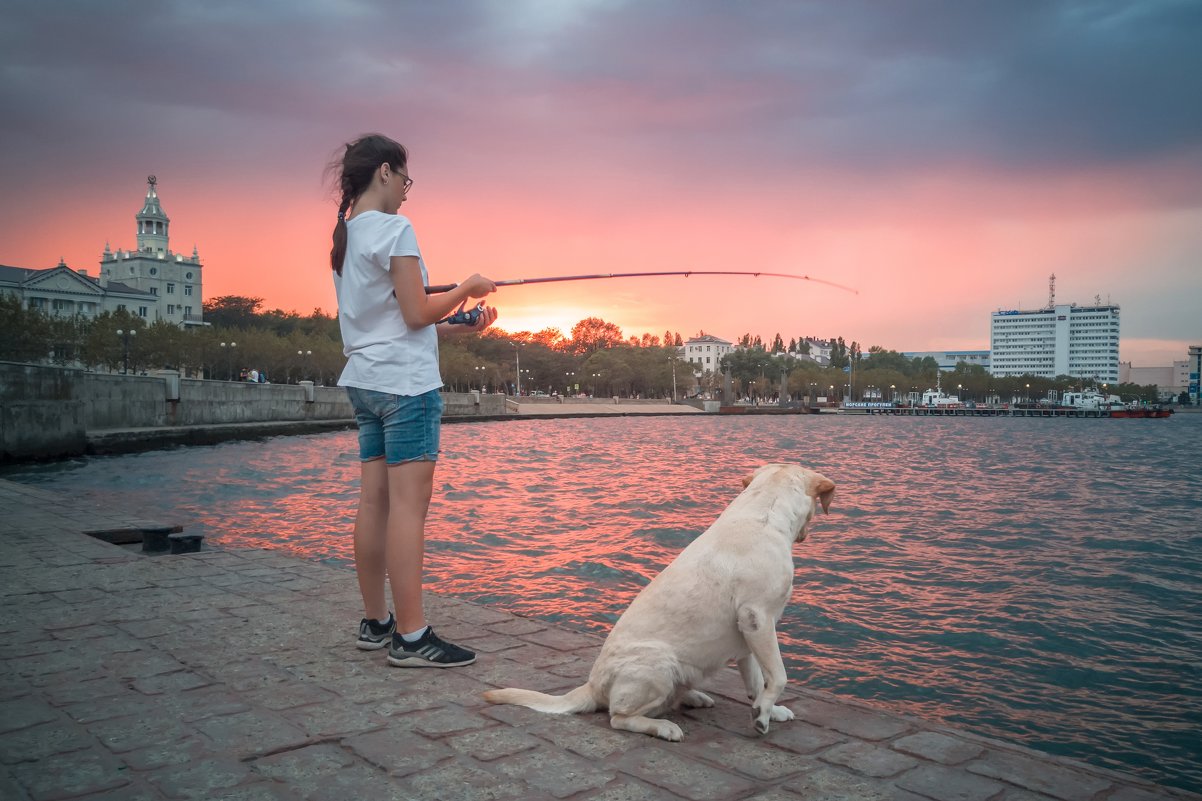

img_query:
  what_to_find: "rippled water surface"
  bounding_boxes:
[6,414,1202,791]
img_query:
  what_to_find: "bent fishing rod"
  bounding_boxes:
[427,270,859,325]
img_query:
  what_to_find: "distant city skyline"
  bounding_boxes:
[2,2,1199,366]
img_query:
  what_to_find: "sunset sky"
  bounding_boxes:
[2,1,1200,365]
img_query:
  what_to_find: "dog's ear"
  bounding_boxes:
[810,473,836,514]
[742,464,770,488]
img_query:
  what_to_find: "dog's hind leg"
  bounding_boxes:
[607,672,683,741]
[738,606,794,735]
[678,689,714,708]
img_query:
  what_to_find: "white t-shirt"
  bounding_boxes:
[334,211,442,396]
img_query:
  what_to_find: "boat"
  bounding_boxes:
[1060,390,1123,412]
[919,375,963,409]
[1062,391,1173,418]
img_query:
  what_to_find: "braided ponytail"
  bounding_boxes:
[327,134,408,275]
[330,191,353,275]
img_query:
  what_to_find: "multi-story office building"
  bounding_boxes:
[990,303,1120,382]
[1189,345,1201,404]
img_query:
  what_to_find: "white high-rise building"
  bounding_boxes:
[990,302,1120,383]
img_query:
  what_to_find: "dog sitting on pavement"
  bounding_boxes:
[482,463,836,741]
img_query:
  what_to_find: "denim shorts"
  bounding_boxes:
[346,387,443,465]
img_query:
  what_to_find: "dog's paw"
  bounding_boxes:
[769,704,794,722]
[752,706,771,735]
[655,721,684,742]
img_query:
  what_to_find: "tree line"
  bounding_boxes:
[0,293,1164,402]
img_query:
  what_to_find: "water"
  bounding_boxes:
[5,414,1201,792]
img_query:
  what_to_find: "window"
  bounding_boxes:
[28,297,46,309]
[185,272,193,280]
[149,267,158,276]
[117,304,126,311]
[184,285,193,296]
[167,283,175,294]
[184,306,192,316]
[149,287,158,295]
[167,304,175,314]
[138,306,148,317]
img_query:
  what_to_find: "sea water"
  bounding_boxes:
[5,413,1201,792]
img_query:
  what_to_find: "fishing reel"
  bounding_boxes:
[440,301,486,326]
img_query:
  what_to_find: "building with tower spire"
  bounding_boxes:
[0,176,205,326]
[98,175,205,326]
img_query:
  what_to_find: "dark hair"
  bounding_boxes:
[328,134,408,274]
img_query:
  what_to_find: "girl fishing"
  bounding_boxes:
[329,133,497,668]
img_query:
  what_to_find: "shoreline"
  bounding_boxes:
[4,400,1193,463]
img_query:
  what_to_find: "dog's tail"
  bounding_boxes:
[482,684,597,714]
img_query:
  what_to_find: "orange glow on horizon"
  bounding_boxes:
[2,157,1198,365]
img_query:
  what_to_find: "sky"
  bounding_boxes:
[2,0,1200,366]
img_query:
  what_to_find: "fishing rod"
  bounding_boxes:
[428,270,859,325]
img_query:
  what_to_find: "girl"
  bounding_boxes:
[329,133,497,667]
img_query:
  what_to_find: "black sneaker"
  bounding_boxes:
[387,627,476,668]
[356,613,395,650]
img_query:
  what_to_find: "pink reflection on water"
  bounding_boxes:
[8,412,1198,790]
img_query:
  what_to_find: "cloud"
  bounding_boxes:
[5,0,1200,176]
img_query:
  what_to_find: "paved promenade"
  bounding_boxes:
[0,478,1195,801]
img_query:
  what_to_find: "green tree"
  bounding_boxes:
[570,317,624,355]
[828,337,848,370]
[203,296,264,329]
[0,294,53,363]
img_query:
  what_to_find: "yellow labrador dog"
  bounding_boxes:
[483,463,835,741]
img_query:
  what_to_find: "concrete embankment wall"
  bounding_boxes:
[0,361,507,462]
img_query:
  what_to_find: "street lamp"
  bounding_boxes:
[510,343,523,396]
[1025,383,1031,403]
[590,372,602,397]
[957,383,963,401]
[221,341,237,381]
[116,328,137,375]
[564,371,576,395]
[298,349,312,382]
[474,365,487,392]
[890,384,896,402]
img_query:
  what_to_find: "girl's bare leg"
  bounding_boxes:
[353,457,390,621]
[387,460,436,633]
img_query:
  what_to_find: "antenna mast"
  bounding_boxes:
[1048,273,1056,309]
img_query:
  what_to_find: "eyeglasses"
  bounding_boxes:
[389,169,413,193]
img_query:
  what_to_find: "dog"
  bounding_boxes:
[482,463,836,741]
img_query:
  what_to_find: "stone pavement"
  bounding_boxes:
[0,478,1195,801]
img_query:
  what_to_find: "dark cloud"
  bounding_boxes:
[2,0,1200,180]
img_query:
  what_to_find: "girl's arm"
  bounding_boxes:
[390,256,495,329]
